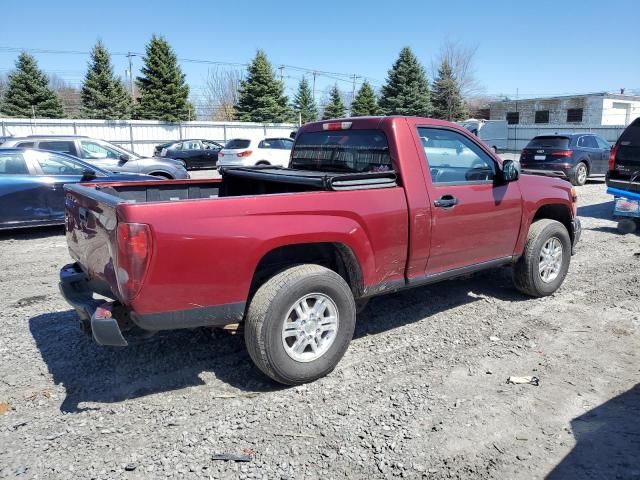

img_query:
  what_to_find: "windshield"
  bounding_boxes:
[526,136,570,149]
[291,130,392,173]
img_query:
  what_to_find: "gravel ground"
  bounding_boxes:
[1,180,639,479]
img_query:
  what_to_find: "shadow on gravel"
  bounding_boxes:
[355,267,529,339]
[30,268,529,413]
[0,225,64,240]
[577,200,614,221]
[29,310,276,413]
[547,384,640,480]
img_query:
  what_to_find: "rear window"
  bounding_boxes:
[291,130,391,173]
[38,140,75,154]
[619,120,640,147]
[224,139,251,149]
[526,136,570,149]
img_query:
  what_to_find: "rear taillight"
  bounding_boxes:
[551,150,573,157]
[237,150,253,158]
[116,223,152,302]
[608,144,619,171]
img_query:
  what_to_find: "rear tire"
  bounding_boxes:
[244,265,356,385]
[178,159,188,169]
[512,219,571,297]
[570,162,588,186]
[617,219,637,234]
[256,161,270,166]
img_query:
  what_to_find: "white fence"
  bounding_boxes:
[0,118,297,157]
[507,124,626,151]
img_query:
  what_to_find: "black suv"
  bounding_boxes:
[520,133,611,186]
[606,118,640,192]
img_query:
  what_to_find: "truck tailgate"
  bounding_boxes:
[64,184,120,298]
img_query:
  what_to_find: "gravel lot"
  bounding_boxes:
[1,179,639,479]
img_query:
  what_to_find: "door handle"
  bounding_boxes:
[434,195,459,208]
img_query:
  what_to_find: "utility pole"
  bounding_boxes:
[351,74,358,103]
[127,52,135,98]
[278,65,284,83]
[312,71,317,101]
[514,88,519,151]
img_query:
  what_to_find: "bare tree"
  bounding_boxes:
[203,67,243,121]
[432,39,483,99]
[49,74,82,117]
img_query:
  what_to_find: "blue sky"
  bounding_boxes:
[1,0,638,105]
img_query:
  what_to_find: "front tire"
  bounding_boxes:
[570,162,588,186]
[244,265,356,385]
[512,219,571,297]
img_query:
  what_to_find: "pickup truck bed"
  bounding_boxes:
[60,115,581,385]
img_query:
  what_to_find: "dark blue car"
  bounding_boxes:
[0,148,157,230]
[520,133,611,186]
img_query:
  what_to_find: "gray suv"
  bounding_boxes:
[0,136,189,179]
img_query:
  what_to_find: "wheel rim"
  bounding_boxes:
[180,160,187,169]
[539,237,563,283]
[577,164,587,184]
[281,293,339,363]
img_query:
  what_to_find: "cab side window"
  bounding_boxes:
[418,127,495,184]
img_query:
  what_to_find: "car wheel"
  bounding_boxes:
[244,264,356,385]
[178,159,188,169]
[512,219,571,297]
[256,161,270,166]
[617,219,637,234]
[570,162,588,186]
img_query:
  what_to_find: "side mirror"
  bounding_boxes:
[81,169,96,181]
[501,160,519,183]
[119,153,130,162]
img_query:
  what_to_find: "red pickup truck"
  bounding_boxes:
[60,116,581,385]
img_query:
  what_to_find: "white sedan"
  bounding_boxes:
[217,137,294,168]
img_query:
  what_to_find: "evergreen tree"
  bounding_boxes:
[292,77,318,123]
[135,35,193,121]
[0,53,64,118]
[81,41,132,119]
[378,47,431,117]
[431,59,468,121]
[350,80,378,116]
[235,50,292,123]
[322,85,346,120]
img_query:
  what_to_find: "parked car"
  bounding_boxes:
[59,116,580,385]
[459,119,508,153]
[1,136,189,179]
[0,148,157,230]
[153,139,223,170]
[217,137,294,168]
[519,133,611,186]
[606,117,640,193]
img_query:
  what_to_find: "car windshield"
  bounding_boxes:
[619,120,640,147]
[224,139,251,149]
[290,130,392,173]
[526,136,570,149]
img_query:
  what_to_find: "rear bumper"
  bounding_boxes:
[59,262,246,346]
[59,263,127,346]
[521,163,573,178]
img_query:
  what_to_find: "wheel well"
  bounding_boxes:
[532,204,573,242]
[256,160,270,165]
[250,243,363,300]
[149,171,172,179]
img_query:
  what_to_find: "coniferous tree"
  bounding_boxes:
[378,47,431,117]
[431,59,468,121]
[81,41,132,119]
[0,53,64,118]
[292,77,318,123]
[235,50,292,123]
[350,80,378,116]
[135,35,193,121]
[322,85,346,120]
